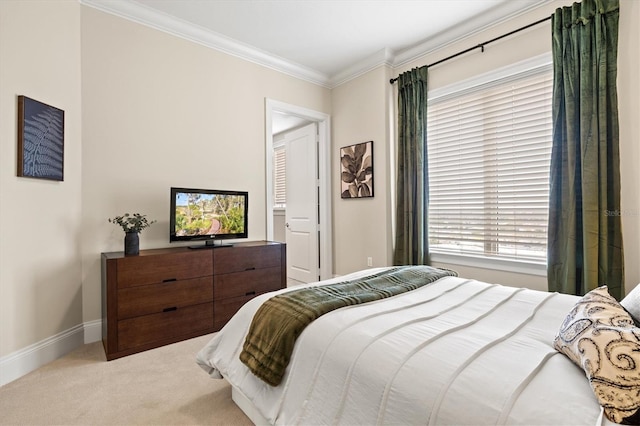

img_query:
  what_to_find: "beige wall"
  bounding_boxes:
[331,66,394,275]
[617,0,640,291]
[0,0,83,356]
[79,7,331,323]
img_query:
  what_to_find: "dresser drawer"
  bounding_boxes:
[116,251,212,288]
[214,267,282,300]
[117,276,213,319]
[213,244,281,275]
[117,302,213,351]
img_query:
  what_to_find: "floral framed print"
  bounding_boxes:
[340,140,373,198]
[17,95,65,181]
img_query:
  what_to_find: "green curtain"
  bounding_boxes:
[393,66,430,266]
[547,0,624,299]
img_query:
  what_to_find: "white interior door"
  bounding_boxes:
[285,123,319,283]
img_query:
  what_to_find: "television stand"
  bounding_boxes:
[189,240,233,249]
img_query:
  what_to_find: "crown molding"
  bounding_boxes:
[80,0,552,90]
[80,0,331,88]
[329,48,395,88]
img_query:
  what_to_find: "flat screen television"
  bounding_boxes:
[169,187,248,248]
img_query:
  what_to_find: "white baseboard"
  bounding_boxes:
[83,319,103,344]
[0,320,103,387]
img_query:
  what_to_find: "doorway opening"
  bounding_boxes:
[265,99,332,282]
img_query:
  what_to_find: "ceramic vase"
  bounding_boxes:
[124,232,139,256]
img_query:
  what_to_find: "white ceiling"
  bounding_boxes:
[83,0,551,88]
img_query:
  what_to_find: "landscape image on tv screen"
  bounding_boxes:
[174,192,245,237]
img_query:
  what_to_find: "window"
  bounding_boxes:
[273,144,286,208]
[427,62,552,264]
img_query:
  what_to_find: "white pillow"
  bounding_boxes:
[621,284,640,323]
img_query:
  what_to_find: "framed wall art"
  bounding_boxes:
[17,95,65,181]
[340,140,373,199]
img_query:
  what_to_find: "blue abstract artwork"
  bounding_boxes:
[18,96,65,181]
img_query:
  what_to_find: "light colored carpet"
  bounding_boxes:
[0,333,252,425]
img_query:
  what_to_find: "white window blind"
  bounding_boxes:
[427,65,552,263]
[273,145,286,207]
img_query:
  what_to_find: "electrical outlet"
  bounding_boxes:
[367,257,373,267]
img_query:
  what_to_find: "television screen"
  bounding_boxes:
[170,187,248,247]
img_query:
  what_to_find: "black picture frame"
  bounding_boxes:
[17,95,65,181]
[340,140,373,199]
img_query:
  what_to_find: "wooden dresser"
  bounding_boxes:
[101,241,286,360]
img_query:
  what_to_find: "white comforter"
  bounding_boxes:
[196,268,614,425]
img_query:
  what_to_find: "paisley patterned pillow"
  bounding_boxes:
[554,286,640,425]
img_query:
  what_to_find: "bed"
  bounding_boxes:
[196,266,635,425]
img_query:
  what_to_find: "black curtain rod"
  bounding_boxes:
[389,15,551,84]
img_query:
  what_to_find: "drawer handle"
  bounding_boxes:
[245,291,256,296]
[245,267,256,271]
[163,306,178,312]
[162,278,177,283]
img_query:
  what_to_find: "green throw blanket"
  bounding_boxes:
[239,266,457,386]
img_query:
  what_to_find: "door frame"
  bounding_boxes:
[265,98,332,280]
